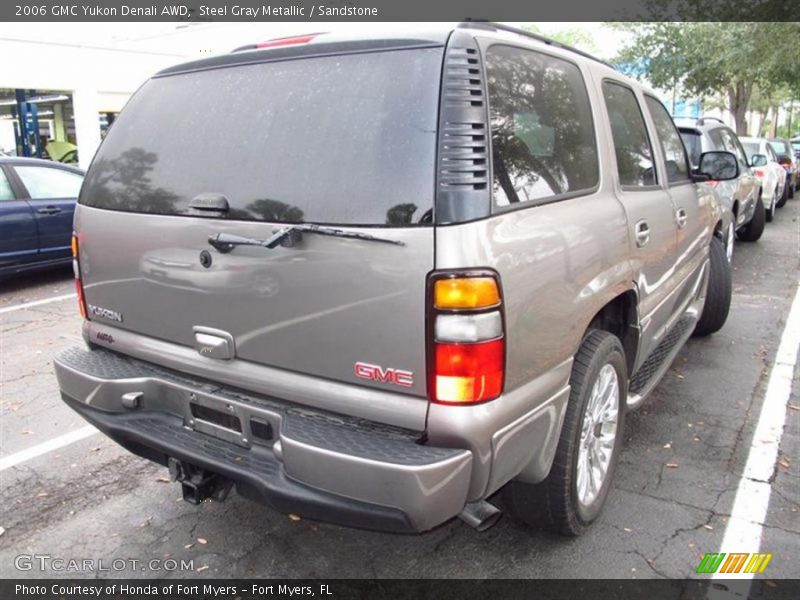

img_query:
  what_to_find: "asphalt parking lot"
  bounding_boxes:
[0,200,798,581]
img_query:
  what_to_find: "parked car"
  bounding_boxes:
[0,157,84,277]
[739,137,788,216]
[791,136,800,160]
[54,23,735,536]
[768,138,798,197]
[678,118,763,251]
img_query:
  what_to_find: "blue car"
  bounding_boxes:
[0,157,84,277]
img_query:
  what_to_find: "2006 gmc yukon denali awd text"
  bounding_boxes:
[55,23,739,536]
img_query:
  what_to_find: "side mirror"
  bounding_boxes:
[750,154,768,167]
[694,150,739,182]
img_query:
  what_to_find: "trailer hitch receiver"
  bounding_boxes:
[168,458,233,504]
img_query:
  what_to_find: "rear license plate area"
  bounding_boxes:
[190,402,242,432]
[186,393,249,448]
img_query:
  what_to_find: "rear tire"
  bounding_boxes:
[766,189,776,222]
[693,236,731,337]
[777,182,788,208]
[503,330,626,536]
[737,196,765,242]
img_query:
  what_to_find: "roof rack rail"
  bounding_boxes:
[696,116,724,126]
[457,21,616,70]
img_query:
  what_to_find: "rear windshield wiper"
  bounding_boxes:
[208,224,405,253]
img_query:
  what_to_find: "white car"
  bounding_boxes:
[739,136,788,222]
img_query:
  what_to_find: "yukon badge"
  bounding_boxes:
[87,304,124,323]
[354,361,413,388]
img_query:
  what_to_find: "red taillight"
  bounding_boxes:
[754,169,765,179]
[429,272,505,404]
[256,34,317,49]
[72,233,88,320]
[435,340,504,404]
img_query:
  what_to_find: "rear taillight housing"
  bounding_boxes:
[428,272,505,404]
[72,233,88,319]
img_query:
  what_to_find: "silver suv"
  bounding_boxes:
[55,23,737,536]
[678,117,764,251]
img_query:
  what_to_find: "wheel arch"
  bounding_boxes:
[585,289,639,377]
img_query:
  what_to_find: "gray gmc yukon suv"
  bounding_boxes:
[55,23,736,535]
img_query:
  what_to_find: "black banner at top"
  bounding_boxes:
[1,0,797,22]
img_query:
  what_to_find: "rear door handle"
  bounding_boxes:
[36,206,62,215]
[634,220,650,248]
[676,208,688,229]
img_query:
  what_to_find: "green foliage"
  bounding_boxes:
[612,21,800,133]
[614,22,798,97]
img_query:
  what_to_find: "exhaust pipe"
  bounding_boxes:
[458,500,502,531]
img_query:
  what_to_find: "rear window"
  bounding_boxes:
[769,140,790,156]
[80,48,442,226]
[741,142,759,159]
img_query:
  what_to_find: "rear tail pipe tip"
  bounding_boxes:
[458,500,502,531]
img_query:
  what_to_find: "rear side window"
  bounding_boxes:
[16,166,83,199]
[602,82,656,187]
[486,45,598,207]
[80,48,442,227]
[644,96,690,184]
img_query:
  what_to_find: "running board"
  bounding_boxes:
[627,315,697,410]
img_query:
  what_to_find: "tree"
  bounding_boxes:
[613,21,800,135]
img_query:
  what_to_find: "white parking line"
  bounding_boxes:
[713,281,800,582]
[0,293,77,315]
[0,425,97,472]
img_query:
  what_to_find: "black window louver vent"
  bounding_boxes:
[435,34,491,224]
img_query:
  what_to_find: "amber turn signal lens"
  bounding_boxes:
[71,234,79,257]
[434,277,500,310]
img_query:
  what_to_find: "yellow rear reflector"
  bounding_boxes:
[434,277,500,309]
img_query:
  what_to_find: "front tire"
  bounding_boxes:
[503,331,626,536]
[724,221,735,263]
[737,196,765,242]
[693,236,732,337]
